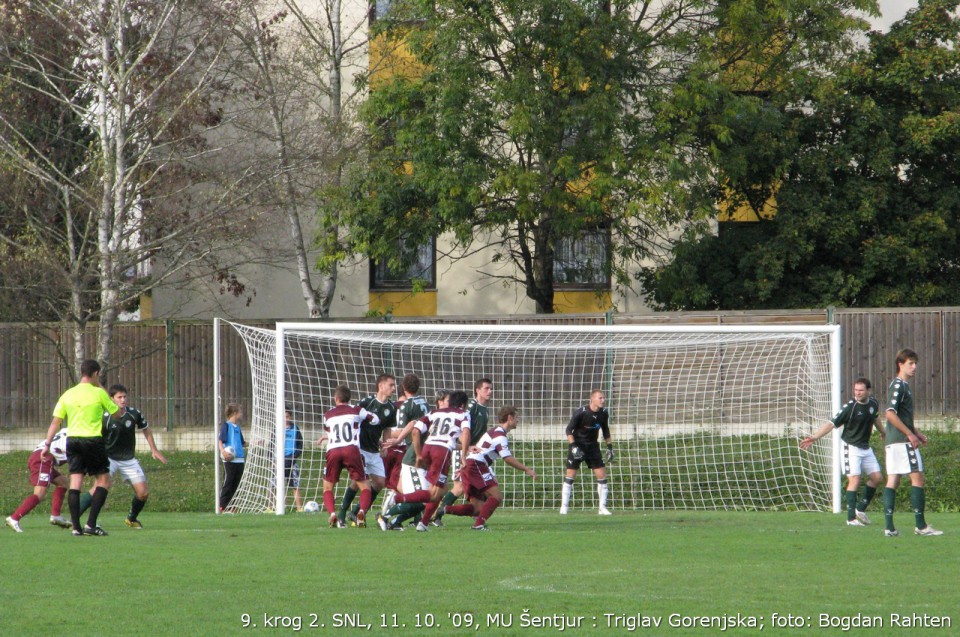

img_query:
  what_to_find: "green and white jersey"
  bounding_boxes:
[886,376,914,444]
[466,398,490,445]
[357,395,396,454]
[103,406,148,461]
[399,395,430,466]
[831,397,880,449]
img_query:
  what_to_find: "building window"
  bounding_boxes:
[554,229,610,288]
[371,237,436,290]
[372,0,392,20]
[370,0,431,24]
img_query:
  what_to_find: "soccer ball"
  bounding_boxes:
[222,446,235,460]
[303,501,320,513]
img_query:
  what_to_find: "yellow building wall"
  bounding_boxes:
[371,290,607,316]
[554,290,612,314]
[717,192,778,222]
[369,31,426,87]
[717,181,777,222]
[369,291,438,317]
[139,294,153,320]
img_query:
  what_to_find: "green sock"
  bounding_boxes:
[882,487,896,531]
[395,503,424,524]
[79,492,93,516]
[910,486,926,529]
[845,490,857,521]
[441,491,458,507]
[339,487,358,519]
[858,486,877,511]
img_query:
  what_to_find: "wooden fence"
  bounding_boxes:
[1,308,957,431]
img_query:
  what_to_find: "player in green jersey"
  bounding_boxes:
[342,373,397,524]
[377,374,432,530]
[801,378,884,525]
[78,384,167,528]
[434,378,493,526]
[882,349,942,537]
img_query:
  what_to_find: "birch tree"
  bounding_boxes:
[221,0,371,318]
[0,0,268,372]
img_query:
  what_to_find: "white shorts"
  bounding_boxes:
[885,442,923,476]
[360,449,386,478]
[108,457,146,485]
[841,444,881,477]
[400,464,431,493]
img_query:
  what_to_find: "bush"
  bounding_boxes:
[0,451,217,514]
[2,432,957,513]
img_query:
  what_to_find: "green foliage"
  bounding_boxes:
[4,430,960,514]
[0,450,214,514]
[523,432,960,512]
[343,0,714,313]
[642,0,960,309]
[345,0,882,313]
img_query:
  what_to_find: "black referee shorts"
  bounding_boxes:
[67,436,110,476]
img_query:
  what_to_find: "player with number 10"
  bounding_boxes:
[318,385,380,528]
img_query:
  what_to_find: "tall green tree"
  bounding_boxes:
[339,0,872,313]
[641,0,960,309]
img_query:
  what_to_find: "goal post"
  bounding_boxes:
[216,321,842,515]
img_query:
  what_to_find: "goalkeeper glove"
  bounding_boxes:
[605,444,614,464]
[569,444,584,460]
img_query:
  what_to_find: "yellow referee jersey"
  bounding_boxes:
[52,383,120,438]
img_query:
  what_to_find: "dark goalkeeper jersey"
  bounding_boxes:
[566,405,611,447]
[831,396,880,449]
[102,406,148,461]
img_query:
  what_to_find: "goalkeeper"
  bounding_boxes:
[560,389,613,515]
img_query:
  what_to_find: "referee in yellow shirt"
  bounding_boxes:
[43,359,124,536]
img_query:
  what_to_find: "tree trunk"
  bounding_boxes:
[95,0,125,366]
[318,0,344,320]
[525,219,556,313]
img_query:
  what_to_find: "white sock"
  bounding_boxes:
[561,482,572,508]
[598,481,609,509]
[381,489,395,515]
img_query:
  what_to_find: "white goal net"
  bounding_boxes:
[215,321,841,514]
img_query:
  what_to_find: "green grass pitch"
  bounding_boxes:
[2,510,957,636]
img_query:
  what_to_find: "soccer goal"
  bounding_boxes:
[214,320,842,515]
